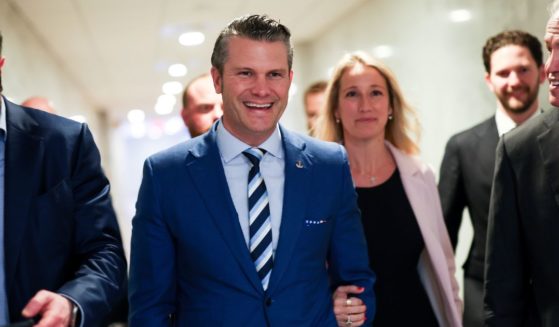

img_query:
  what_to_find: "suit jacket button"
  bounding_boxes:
[265,297,273,306]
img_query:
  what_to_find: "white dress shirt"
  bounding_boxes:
[495,106,541,136]
[216,121,285,256]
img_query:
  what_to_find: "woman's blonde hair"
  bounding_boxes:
[313,51,421,155]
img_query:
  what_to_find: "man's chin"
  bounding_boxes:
[549,96,559,107]
[504,104,529,114]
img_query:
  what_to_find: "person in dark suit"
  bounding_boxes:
[484,4,559,326]
[128,14,375,327]
[438,30,545,327]
[0,32,127,326]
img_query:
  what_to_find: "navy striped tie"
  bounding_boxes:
[243,148,273,291]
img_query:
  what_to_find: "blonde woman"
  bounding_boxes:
[315,52,462,327]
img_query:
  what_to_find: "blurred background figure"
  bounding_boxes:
[180,73,223,138]
[303,80,327,133]
[315,52,462,327]
[439,29,544,327]
[21,96,56,114]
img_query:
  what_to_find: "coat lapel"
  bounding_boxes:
[387,142,424,210]
[3,100,44,288]
[185,128,263,293]
[387,142,438,248]
[387,142,460,325]
[267,128,311,294]
[537,108,559,208]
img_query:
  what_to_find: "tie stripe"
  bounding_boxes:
[243,148,273,291]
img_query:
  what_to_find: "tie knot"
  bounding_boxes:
[243,148,266,166]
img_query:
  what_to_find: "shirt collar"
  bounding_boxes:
[495,106,541,136]
[0,96,7,136]
[216,119,283,163]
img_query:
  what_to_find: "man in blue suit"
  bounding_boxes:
[0,32,127,326]
[129,14,375,326]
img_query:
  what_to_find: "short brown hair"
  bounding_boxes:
[211,14,292,74]
[304,81,327,101]
[482,30,543,73]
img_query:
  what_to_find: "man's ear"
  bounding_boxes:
[538,64,546,84]
[210,67,223,94]
[484,72,495,93]
[0,57,5,69]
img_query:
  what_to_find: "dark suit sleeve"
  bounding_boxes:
[484,138,526,327]
[129,158,176,327]
[439,136,467,249]
[56,124,127,327]
[327,146,376,325]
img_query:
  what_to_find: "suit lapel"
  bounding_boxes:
[537,109,559,208]
[477,118,500,170]
[267,128,310,294]
[476,118,500,202]
[387,142,435,239]
[185,129,263,293]
[3,100,44,288]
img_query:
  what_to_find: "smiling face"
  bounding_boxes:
[485,44,544,116]
[211,37,292,146]
[335,63,391,142]
[545,12,559,107]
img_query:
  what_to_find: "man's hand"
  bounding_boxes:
[21,290,73,327]
[333,285,366,327]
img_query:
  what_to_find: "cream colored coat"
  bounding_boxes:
[386,142,463,327]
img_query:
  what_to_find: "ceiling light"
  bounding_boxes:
[179,31,205,46]
[449,9,472,22]
[168,64,187,77]
[127,109,145,124]
[155,94,177,115]
[162,81,183,95]
[372,45,394,59]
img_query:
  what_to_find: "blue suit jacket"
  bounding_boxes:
[129,124,375,326]
[3,98,127,326]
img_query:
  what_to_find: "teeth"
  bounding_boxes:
[245,102,272,108]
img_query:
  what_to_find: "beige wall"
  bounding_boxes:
[0,1,107,154]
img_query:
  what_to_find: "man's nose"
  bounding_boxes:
[508,71,521,86]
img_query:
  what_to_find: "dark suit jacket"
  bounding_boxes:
[485,108,559,327]
[129,123,376,326]
[439,116,499,281]
[3,98,127,326]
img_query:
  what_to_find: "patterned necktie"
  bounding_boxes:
[243,148,273,291]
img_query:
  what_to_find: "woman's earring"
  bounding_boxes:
[335,118,341,124]
[388,114,393,120]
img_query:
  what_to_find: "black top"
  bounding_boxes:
[357,169,439,326]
